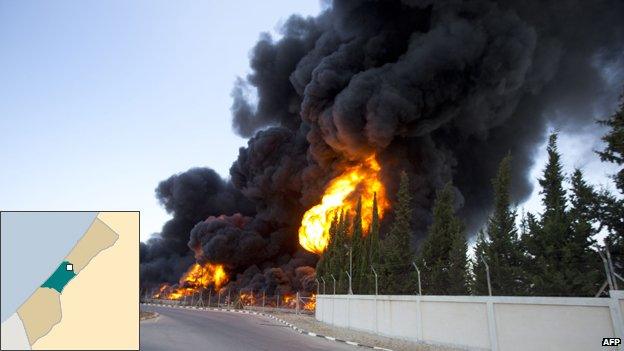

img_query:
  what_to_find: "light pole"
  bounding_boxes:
[480,255,492,296]
[371,265,378,295]
[412,262,422,295]
[330,274,336,295]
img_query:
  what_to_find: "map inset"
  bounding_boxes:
[1,212,139,350]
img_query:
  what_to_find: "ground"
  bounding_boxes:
[271,312,461,351]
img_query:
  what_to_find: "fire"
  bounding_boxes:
[239,292,256,306]
[155,262,228,300]
[282,294,296,308]
[152,283,169,298]
[298,154,389,253]
[303,294,316,311]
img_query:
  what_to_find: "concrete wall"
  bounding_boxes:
[316,291,624,351]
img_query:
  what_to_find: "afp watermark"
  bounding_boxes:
[602,338,621,347]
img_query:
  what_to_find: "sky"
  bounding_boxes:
[0,1,619,243]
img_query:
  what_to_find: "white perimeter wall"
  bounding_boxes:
[316,290,624,351]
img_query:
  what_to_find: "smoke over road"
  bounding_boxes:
[141,0,624,294]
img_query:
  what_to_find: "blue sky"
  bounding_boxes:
[0,1,321,241]
[0,1,619,243]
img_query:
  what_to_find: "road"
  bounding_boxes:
[140,305,357,351]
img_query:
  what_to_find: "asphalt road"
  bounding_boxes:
[140,305,356,351]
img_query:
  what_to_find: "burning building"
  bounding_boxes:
[140,0,624,297]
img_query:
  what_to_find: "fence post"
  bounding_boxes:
[606,243,619,290]
[277,292,280,308]
[412,262,422,295]
[208,290,211,307]
[371,265,378,295]
[315,278,320,295]
[480,255,492,296]
[296,292,300,314]
[330,274,336,295]
[345,270,352,295]
[320,277,326,295]
[262,290,266,308]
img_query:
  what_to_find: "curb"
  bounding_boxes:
[141,303,394,351]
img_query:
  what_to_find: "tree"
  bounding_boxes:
[471,230,489,294]
[597,92,624,193]
[596,93,624,280]
[472,154,527,295]
[524,133,570,295]
[380,171,414,294]
[326,210,349,294]
[419,182,469,295]
[352,197,370,293]
[368,193,381,293]
[567,169,602,295]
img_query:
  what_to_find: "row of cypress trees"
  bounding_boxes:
[316,96,623,297]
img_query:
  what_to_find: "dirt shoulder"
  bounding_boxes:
[140,310,158,321]
[270,312,460,351]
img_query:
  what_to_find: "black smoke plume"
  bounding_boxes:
[141,0,624,293]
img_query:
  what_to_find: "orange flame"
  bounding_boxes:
[239,293,256,306]
[298,154,389,253]
[152,283,169,298]
[303,294,316,311]
[158,262,228,300]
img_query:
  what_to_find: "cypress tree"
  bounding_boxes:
[597,92,624,192]
[319,213,339,293]
[419,182,469,295]
[473,154,526,295]
[352,197,369,293]
[524,133,572,295]
[567,169,602,295]
[368,193,381,293]
[596,94,624,280]
[337,211,351,293]
[380,171,414,294]
[471,230,489,295]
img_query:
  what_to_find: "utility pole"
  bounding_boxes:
[330,274,336,295]
[480,255,492,296]
[371,265,378,295]
[412,262,422,296]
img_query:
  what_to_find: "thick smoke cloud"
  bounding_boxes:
[141,0,624,292]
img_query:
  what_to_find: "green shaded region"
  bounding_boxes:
[41,260,76,293]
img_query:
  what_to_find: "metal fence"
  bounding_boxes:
[142,288,316,315]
